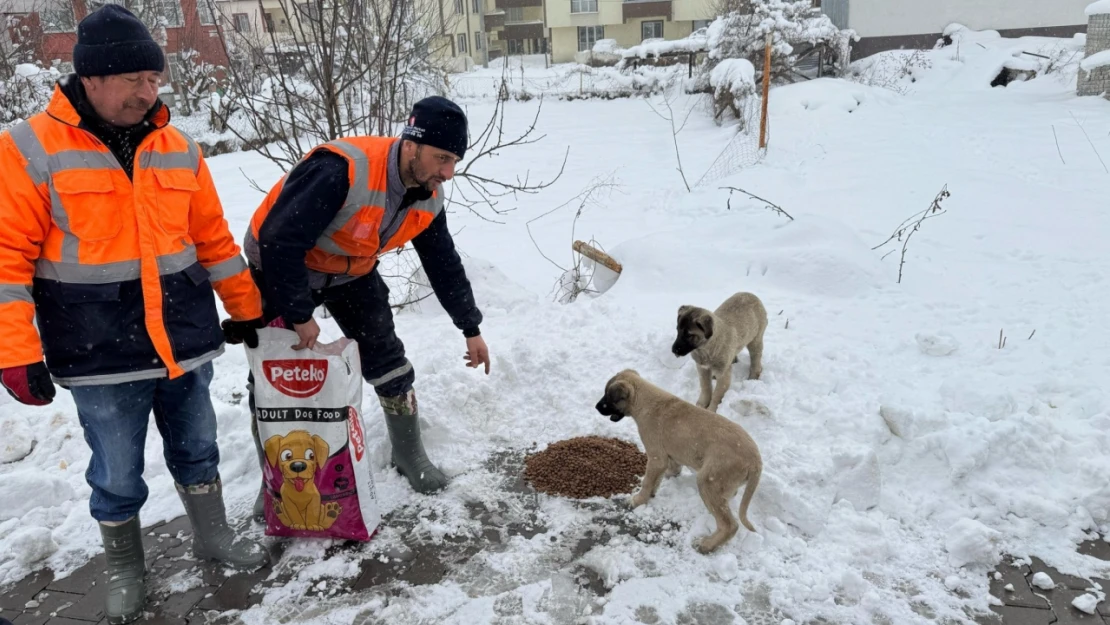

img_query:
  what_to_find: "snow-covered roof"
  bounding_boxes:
[1086,0,1110,16]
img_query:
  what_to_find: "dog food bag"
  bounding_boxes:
[246,326,382,541]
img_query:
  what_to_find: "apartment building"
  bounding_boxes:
[1,0,227,78]
[546,0,715,63]
[430,0,546,69]
[822,0,1089,59]
[212,0,300,43]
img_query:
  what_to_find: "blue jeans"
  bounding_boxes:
[71,362,220,522]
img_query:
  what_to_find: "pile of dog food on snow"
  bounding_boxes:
[523,436,647,498]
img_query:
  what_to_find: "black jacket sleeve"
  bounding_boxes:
[411,209,483,337]
[257,150,350,325]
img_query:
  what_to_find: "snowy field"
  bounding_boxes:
[4,25,1110,624]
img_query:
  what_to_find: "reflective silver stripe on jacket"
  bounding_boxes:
[52,346,223,387]
[0,284,33,304]
[35,246,200,284]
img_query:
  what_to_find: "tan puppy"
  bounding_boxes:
[264,430,341,531]
[595,369,762,554]
[671,292,768,413]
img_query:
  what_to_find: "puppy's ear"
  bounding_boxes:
[607,379,634,405]
[264,435,283,467]
[312,434,330,465]
[697,312,715,339]
[677,305,692,318]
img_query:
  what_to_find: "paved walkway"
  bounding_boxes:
[2,452,1107,624]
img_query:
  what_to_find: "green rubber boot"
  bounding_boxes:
[177,478,270,570]
[98,516,146,624]
[381,390,448,494]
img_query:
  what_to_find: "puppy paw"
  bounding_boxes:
[748,368,762,380]
[695,537,720,554]
[323,502,341,519]
[628,494,650,509]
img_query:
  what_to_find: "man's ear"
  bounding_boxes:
[264,435,283,467]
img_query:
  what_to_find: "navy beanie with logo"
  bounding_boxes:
[401,96,469,159]
[73,4,165,77]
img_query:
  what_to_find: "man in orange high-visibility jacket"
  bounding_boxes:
[0,6,268,623]
[239,96,491,506]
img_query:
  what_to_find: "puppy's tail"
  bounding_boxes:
[738,467,761,533]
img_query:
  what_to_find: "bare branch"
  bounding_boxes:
[872,184,952,283]
[720,186,794,220]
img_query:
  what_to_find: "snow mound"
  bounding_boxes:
[710,58,756,98]
[0,472,74,521]
[1031,571,1055,590]
[608,214,888,299]
[1073,593,1100,614]
[771,78,886,115]
[1086,0,1110,16]
[6,527,58,565]
[945,518,1002,568]
[940,375,1018,422]
[0,415,34,463]
[915,331,959,356]
[1081,50,1110,72]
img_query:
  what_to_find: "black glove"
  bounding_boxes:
[221,317,267,349]
[1,361,56,406]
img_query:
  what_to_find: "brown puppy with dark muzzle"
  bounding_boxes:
[595,369,762,554]
[672,292,768,413]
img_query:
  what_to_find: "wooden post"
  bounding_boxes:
[572,240,623,274]
[759,32,772,150]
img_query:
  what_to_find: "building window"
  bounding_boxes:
[457,32,468,53]
[39,1,76,32]
[474,31,482,49]
[233,12,250,31]
[505,6,523,21]
[641,19,662,40]
[507,38,523,54]
[455,0,463,14]
[96,0,183,27]
[472,0,480,12]
[577,25,602,51]
[196,0,215,25]
[692,19,711,31]
[263,12,275,31]
[570,0,596,13]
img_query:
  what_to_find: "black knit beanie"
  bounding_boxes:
[401,96,468,159]
[73,4,165,77]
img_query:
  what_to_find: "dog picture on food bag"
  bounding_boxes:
[264,428,342,531]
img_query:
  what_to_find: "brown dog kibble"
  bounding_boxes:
[523,436,647,498]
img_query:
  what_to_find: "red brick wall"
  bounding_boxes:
[32,0,229,69]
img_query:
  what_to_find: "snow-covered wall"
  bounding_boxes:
[1078,10,1110,97]
[845,0,1089,38]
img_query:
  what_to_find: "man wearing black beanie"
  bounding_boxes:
[232,96,491,506]
[0,4,270,624]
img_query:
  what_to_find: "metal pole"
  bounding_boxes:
[759,32,771,150]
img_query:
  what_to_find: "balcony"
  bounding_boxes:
[502,20,544,39]
[495,0,542,9]
[622,0,671,21]
[484,11,505,30]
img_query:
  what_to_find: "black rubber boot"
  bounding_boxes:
[98,516,146,624]
[381,390,448,494]
[177,477,270,570]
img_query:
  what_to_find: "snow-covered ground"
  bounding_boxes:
[4,26,1110,624]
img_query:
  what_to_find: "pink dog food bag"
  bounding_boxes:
[247,327,381,541]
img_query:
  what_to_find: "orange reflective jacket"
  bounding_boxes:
[247,136,444,277]
[0,85,261,386]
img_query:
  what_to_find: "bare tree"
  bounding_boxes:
[209,0,453,171]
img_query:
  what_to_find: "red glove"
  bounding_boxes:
[1,361,56,406]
